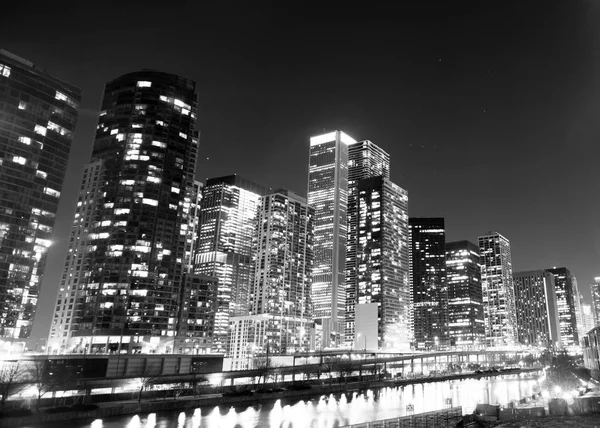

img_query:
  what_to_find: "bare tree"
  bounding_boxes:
[332,357,355,384]
[253,356,275,389]
[0,360,25,407]
[137,365,161,403]
[26,359,56,409]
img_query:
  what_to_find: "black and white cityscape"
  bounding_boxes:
[1,2,600,427]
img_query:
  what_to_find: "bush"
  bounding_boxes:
[44,406,73,414]
[0,408,34,418]
[286,384,312,391]
[71,404,99,411]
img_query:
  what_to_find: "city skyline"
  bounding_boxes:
[1,2,598,345]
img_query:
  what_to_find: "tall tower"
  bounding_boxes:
[48,71,197,354]
[547,267,579,348]
[445,241,484,348]
[345,140,390,345]
[307,130,355,347]
[353,177,409,351]
[195,175,265,354]
[592,278,600,327]
[512,270,560,348]
[0,50,80,345]
[228,189,314,368]
[478,231,517,347]
[409,218,448,350]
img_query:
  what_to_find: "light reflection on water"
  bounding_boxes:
[45,374,541,428]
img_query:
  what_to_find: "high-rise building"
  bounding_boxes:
[409,218,448,350]
[478,231,517,347]
[591,278,600,327]
[0,50,81,344]
[445,241,484,348]
[307,130,355,348]
[353,177,410,351]
[229,189,314,368]
[195,175,265,354]
[345,140,390,345]
[579,301,596,339]
[547,267,579,348]
[48,70,197,354]
[512,270,560,348]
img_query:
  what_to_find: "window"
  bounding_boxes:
[34,125,47,136]
[137,81,152,87]
[0,64,10,77]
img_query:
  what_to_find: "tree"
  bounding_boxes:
[137,365,161,403]
[26,359,56,409]
[0,360,25,406]
[253,356,275,389]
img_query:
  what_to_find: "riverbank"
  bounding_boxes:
[2,368,541,427]
[494,414,600,427]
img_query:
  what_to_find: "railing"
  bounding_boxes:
[340,407,463,428]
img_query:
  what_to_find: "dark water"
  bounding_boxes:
[32,373,542,428]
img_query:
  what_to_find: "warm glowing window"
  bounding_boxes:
[0,64,11,77]
[34,125,47,136]
[18,136,31,145]
[137,81,152,87]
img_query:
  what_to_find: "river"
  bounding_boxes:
[36,373,542,428]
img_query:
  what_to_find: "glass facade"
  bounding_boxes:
[409,218,448,350]
[195,175,265,354]
[307,130,354,347]
[48,70,198,354]
[355,177,410,350]
[0,50,80,343]
[592,278,600,328]
[345,140,390,345]
[547,267,579,348]
[445,241,484,348]
[478,231,517,347]
[512,270,560,348]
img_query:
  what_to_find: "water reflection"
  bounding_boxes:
[49,374,541,428]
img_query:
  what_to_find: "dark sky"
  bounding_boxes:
[2,1,599,344]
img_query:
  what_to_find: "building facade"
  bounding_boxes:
[547,267,579,348]
[512,270,560,348]
[195,175,265,354]
[307,130,355,347]
[591,278,600,328]
[409,218,448,350]
[478,231,517,347]
[353,176,410,350]
[345,140,390,346]
[0,50,81,344]
[229,189,314,368]
[445,241,484,348]
[48,70,197,354]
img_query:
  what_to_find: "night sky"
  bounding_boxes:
[2,1,599,345]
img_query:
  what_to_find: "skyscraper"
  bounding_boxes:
[307,130,355,348]
[345,140,390,346]
[547,267,579,348]
[445,241,484,348]
[590,278,600,328]
[229,189,314,368]
[409,218,448,350]
[48,70,197,354]
[0,50,81,345]
[353,176,410,350]
[512,270,560,348]
[195,175,265,354]
[478,231,517,347]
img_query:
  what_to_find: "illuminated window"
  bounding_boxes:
[110,129,118,135]
[0,64,11,77]
[18,101,27,110]
[156,120,165,126]
[171,187,180,194]
[12,156,26,165]
[47,121,69,136]
[36,170,47,179]
[34,125,47,136]
[142,198,158,206]
[44,187,61,198]
[179,132,187,139]
[114,208,130,215]
[137,81,152,87]
[55,91,77,108]
[152,141,166,149]
[147,176,161,184]
[18,136,31,145]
